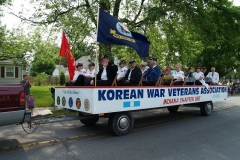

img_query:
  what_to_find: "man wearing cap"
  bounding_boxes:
[142,58,161,86]
[120,59,142,86]
[75,62,95,86]
[140,62,149,75]
[90,55,118,86]
[117,60,128,83]
[66,63,86,86]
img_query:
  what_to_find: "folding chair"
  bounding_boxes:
[138,75,143,86]
[183,76,186,86]
[161,75,174,86]
[204,77,212,85]
[111,75,118,86]
[185,77,196,85]
[155,76,162,86]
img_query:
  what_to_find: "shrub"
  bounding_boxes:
[60,71,66,85]
[35,72,48,86]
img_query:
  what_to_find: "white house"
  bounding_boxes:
[52,65,69,77]
[0,60,26,84]
[75,55,91,69]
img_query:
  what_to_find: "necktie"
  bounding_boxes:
[212,72,214,77]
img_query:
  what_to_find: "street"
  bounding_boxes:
[0,96,240,160]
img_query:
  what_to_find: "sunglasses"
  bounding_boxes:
[196,68,200,69]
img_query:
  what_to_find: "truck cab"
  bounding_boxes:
[0,84,31,126]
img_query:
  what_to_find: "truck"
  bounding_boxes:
[0,84,31,126]
[54,85,228,136]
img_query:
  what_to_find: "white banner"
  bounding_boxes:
[55,86,228,114]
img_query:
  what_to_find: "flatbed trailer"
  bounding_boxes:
[55,85,228,136]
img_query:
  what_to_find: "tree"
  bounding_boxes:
[14,0,240,76]
[59,71,65,85]
[27,27,60,76]
[35,72,48,86]
[0,28,33,67]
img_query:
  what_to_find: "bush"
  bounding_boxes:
[35,72,48,86]
[60,71,66,85]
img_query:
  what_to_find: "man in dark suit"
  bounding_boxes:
[90,55,118,86]
[202,67,208,77]
[142,57,161,86]
[119,59,142,86]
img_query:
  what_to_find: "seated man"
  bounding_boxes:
[142,58,161,86]
[206,67,219,85]
[75,62,95,86]
[162,68,172,85]
[66,63,86,86]
[202,67,208,77]
[120,59,142,86]
[117,60,128,84]
[185,67,194,85]
[186,67,193,78]
[171,63,184,85]
[193,65,209,88]
[90,55,118,86]
[140,62,149,75]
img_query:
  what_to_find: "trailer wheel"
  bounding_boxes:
[200,101,213,116]
[80,117,99,126]
[167,106,179,113]
[79,112,99,126]
[109,112,134,136]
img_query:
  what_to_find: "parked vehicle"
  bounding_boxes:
[0,84,31,126]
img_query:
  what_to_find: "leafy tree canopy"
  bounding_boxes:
[11,0,240,77]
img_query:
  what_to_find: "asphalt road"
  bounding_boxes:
[0,96,239,160]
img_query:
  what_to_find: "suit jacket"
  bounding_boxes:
[123,66,142,85]
[207,72,219,83]
[96,62,118,83]
[203,71,208,77]
[186,72,193,78]
[143,65,161,83]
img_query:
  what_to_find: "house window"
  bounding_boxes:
[5,67,14,78]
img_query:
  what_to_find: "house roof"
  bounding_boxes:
[55,65,66,72]
[75,55,92,69]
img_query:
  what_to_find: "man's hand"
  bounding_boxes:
[126,80,130,83]
[90,80,94,85]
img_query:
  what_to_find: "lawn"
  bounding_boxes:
[31,86,54,107]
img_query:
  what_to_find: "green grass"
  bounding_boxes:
[31,86,53,107]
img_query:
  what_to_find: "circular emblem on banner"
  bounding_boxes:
[69,97,73,108]
[62,97,66,106]
[57,96,60,105]
[116,22,132,37]
[76,98,81,109]
[84,99,90,111]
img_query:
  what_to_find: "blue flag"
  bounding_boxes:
[97,9,150,57]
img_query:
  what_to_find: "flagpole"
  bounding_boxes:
[95,7,100,87]
[58,57,62,86]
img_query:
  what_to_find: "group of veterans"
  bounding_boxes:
[66,55,219,88]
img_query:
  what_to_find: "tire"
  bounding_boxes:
[108,113,115,132]
[66,109,75,112]
[167,106,179,113]
[200,101,213,116]
[109,112,134,136]
[80,117,99,126]
[79,112,99,126]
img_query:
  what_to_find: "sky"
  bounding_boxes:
[1,0,240,42]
